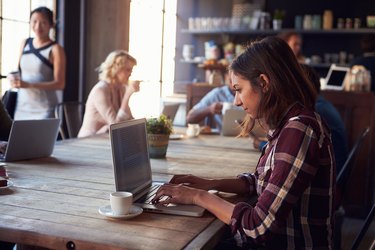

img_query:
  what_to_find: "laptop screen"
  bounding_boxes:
[324,65,350,90]
[110,119,152,193]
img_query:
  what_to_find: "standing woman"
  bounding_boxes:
[8,6,66,120]
[77,50,139,138]
[153,36,335,249]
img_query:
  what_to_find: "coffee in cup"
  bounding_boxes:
[110,191,133,215]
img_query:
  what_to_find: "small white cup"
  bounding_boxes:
[186,123,200,137]
[7,71,21,87]
[222,102,235,115]
[110,191,133,215]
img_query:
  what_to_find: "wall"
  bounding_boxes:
[58,0,130,102]
[83,0,130,100]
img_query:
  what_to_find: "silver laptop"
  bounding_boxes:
[109,118,205,217]
[161,103,180,123]
[221,109,247,136]
[0,118,60,162]
[323,64,350,90]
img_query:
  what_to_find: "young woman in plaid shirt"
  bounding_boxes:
[153,36,335,249]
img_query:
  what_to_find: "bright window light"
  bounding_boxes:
[128,0,176,119]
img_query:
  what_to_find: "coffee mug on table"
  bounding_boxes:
[110,191,133,215]
[186,123,200,137]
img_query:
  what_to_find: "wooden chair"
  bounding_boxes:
[1,90,18,119]
[54,101,85,139]
[351,202,375,250]
[334,126,371,250]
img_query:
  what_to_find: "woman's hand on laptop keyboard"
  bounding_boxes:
[169,174,214,190]
[151,183,202,206]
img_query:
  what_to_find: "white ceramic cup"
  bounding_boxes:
[182,44,194,61]
[222,102,235,115]
[186,123,200,137]
[110,191,133,215]
[7,71,20,87]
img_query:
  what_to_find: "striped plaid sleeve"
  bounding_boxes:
[230,118,321,244]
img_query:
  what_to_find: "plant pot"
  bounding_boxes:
[147,134,169,158]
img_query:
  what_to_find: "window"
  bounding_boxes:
[0,0,55,94]
[128,0,176,118]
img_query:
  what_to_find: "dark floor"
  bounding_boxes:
[341,216,375,250]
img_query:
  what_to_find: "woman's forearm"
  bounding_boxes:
[194,190,235,224]
[211,177,250,194]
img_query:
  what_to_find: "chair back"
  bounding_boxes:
[351,202,375,250]
[336,127,370,208]
[54,101,85,139]
[2,90,18,119]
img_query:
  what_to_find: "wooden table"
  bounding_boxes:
[0,131,260,250]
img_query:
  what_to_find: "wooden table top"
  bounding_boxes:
[0,131,260,250]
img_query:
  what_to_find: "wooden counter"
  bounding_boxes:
[322,90,375,217]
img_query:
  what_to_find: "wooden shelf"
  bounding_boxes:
[181,28,375,35]
[197,63,228,71]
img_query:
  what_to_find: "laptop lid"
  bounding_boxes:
[161,103,180,123]
[221,109,246,136]
[2,118,60,162]
[109,118,205,217]
[323,64,350,90]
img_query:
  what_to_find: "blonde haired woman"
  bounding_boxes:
[78,50,139,137]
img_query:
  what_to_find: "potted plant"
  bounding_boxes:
[273,9,285,30]
[146,114,173,158]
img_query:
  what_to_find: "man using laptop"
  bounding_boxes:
[186,72,236,132]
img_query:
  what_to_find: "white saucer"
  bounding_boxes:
[0,180,13,190]
[98,205,143,219]
[169,134,184,140]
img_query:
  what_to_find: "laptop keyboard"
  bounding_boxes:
[138,184,161,204]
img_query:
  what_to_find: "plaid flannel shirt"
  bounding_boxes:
[230,103,335,249]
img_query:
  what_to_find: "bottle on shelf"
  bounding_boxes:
[323,10,333,30]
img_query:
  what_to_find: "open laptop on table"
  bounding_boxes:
[221,109,247,136]
[322,64,350,90]
[109,118,205,217]
[161,103,180,123]
[0,118,60,162]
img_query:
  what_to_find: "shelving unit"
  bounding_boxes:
[181,28,375,35]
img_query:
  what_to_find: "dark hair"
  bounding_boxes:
[30,7,54,26]
[230,36,317,132]
[300,64,321,93]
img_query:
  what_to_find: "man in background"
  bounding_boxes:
[186,72,236,132]
[350,34,375,92]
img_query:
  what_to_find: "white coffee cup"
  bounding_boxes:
[182,44,194,61]
[222,102,235,115]
[110,191,133,215]
[186,123,200,137]
[7,71,21,87]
